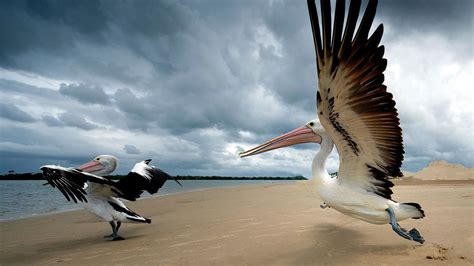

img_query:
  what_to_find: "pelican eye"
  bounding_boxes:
[309,122,314,127]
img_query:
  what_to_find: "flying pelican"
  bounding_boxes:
[41,155,182,240]
[240,0,425,244]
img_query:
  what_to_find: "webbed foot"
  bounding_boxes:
[107,221,125,241]
[386,207,424,244]
[112,236,125,241]
[320,202,330,209]
[409,228,424,244]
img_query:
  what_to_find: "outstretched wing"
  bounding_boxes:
[308,0,404,199]
[41,165,115,203]
[114,160,180,201]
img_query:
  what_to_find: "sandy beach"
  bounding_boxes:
[1,177,473,265]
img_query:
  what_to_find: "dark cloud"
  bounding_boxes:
[0,79,54,96]
[0,79,132,132]
[0,150,84,174]
[113,88,155,131]
[379,0,473,32]
[0,125,107,173]
[378,0,473,59]
[0,0,107,67]
[0,0,472,175]
[0,102,36,123]
[42,115,64,127]
[58,112,99,130]
[59,83,110,105]
[42,112,98,130]
[123,144,141,155]
[24,0,107,35]
[0,126,48,145]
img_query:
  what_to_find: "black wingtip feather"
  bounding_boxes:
[353,0,378,46]
[40,167,93,203]
[321,0,332,58]
[367,164,394,199]
[115,166,173,200]
[339,0,361,59]
[366,24,384,50]
[331,0,345,71]
[307,0,323,61]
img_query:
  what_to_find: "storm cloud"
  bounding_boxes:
[0,0,472,175]
[123,144,141,155]
[59,83,111,105]
[0,103,36,123]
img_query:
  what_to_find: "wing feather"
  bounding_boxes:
[114,160,178,201]
[331,0,345,60]
[307,0,404,199]
[41,165,115,203]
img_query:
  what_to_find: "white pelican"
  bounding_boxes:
[41,155,182,240]
[240,0,425,244]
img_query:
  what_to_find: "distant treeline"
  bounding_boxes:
[0,173,308,181]
[1,173,44,180]
[173,175,307,180]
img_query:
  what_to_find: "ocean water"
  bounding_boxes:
[0,180,294,221]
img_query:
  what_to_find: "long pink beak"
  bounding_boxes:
[239,126,322,158]
[78,160,104,174]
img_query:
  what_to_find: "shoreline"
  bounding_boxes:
[1,181,473,265]
[0,180,295,222]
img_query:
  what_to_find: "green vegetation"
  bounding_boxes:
[173,175,307,180]
[0,173,307,181]
[0,173,43,180]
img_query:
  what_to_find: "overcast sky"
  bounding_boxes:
[0,0,472,176]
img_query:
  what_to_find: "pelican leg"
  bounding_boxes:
[105,221,125,241]
[116,221,122,232]
[386,208,424,244]
[104,221,123,238]
[104,220,114,238]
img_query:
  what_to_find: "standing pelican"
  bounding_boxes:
[41,155,181,240]
[240,0,425,244]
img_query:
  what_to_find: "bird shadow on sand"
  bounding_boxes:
[2,230,148,264]
[288,223,411,265]
[0,236,108,264]
[27,225,151,255]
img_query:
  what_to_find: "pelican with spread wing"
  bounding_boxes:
[41,155,181,240]
[240,0,425,244]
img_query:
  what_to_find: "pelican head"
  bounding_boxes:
[305,118,326,135]
[78,155,119,176]
[239,119,323,158]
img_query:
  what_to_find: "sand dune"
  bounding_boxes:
[412,160,474,180]
[1,180,473,265]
